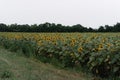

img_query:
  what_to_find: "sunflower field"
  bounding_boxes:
[0,32,120,78]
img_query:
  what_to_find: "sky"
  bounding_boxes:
[0,0,120,28]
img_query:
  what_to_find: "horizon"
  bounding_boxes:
[0,22,119,29]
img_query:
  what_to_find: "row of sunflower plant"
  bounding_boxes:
[0,32,120,79]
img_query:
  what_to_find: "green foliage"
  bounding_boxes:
[0,38,37,57]
[1,22,120,32]
[1,70,13,79]
[0,33,120,79]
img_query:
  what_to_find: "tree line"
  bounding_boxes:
[0,22,120,32]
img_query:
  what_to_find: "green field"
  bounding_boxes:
[0,48,94,80]
[0,32,120,79]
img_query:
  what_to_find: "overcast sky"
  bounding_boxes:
[0,0,120,28]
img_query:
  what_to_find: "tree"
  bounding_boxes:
[98,26,105,32]
[0,23,8,32]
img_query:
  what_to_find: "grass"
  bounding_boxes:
[0,48,94,80]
